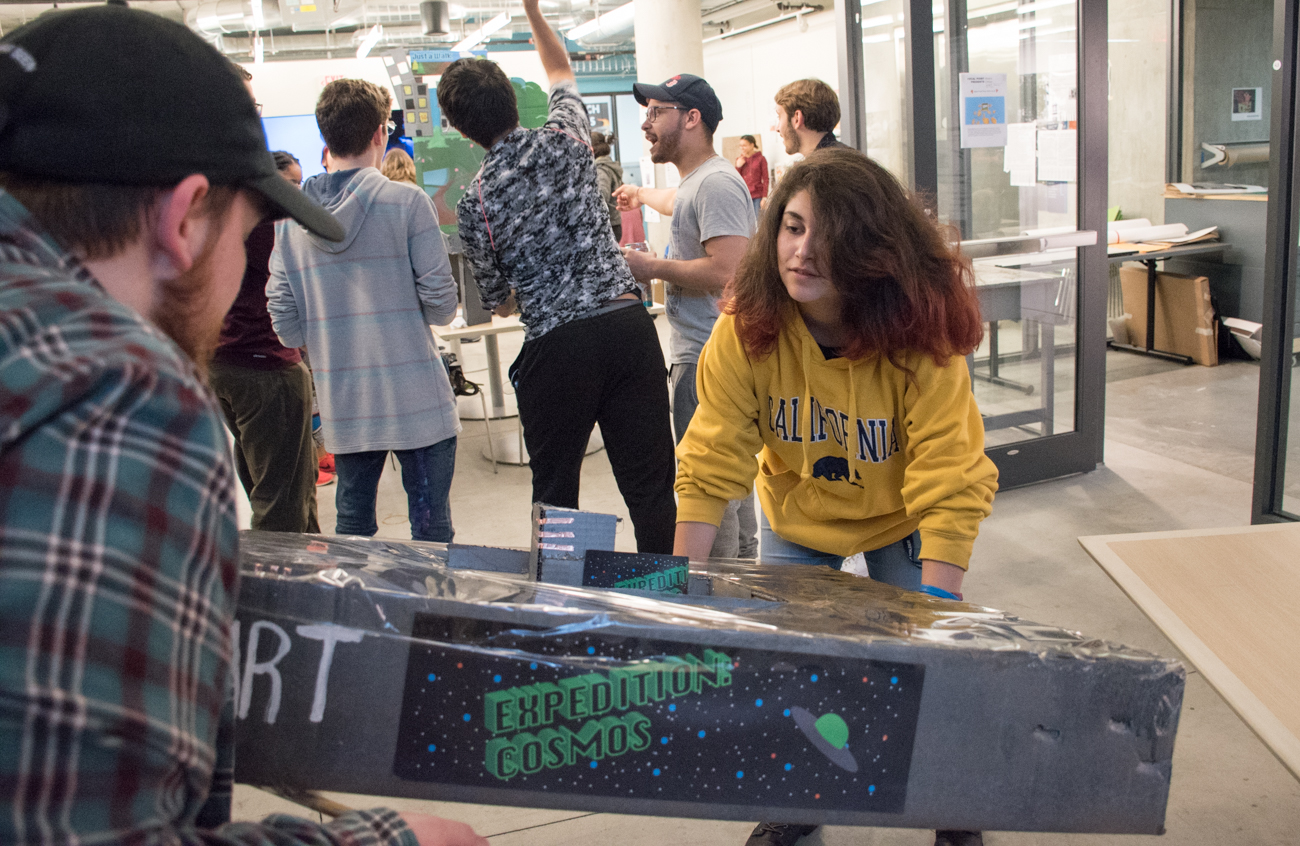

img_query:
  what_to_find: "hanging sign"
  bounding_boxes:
[959,73,1008,148]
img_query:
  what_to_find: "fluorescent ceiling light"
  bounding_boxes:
[253,33,264,65]
[356,23,384,59]
[1018,0,1074,15]
[452,11,512,52]
[861,13,893,28]
[1018,16,1050,29]
[565,1,635,41]
[863,32,890,43]
[250,0,264,30]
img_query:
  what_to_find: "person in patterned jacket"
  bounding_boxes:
[0,7,484,846]
[438,0,677,553]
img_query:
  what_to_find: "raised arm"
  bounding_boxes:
[614,183,676,217]
[524,0,574,86]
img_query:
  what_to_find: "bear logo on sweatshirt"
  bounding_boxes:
[811,456,863,488]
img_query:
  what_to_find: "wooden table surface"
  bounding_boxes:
[1079,522,1300,782]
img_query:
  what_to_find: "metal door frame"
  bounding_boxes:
[1251,0,1300,522]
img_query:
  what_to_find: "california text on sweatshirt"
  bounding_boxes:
[675,311,998,569]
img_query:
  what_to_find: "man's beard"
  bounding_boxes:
[780,124,799,155]
[649,122,681,164]
[149,249,225,380]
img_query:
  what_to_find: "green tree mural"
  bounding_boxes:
[414,75,551,235]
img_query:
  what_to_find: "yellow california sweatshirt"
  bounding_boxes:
[675,311,998,569]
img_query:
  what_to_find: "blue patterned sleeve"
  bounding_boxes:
[545,79,591,145]
[456,185,511,310]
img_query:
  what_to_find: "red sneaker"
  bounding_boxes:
[316,468,335,487]
[318,451,335,473]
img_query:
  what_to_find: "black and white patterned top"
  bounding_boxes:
[457,79,639,342]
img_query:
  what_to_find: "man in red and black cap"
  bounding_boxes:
[614,72,758,562]
[0,6,484,846]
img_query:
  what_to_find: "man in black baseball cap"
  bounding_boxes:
[631,73,724,136]
[0,4,342,242]
[616,70,759,566]
[0,6,484,846]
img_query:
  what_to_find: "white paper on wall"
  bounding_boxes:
[1004,123,1037,186]
[1037,129,1077,183]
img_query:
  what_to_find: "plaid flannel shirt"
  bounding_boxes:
[0,190,414,846]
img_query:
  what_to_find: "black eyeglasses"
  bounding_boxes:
[645,105,688,122]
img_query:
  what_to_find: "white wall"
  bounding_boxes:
[702,10,840,170]
[242,52,547,118]
[242,57,393,117]
[1108,0,1170,224]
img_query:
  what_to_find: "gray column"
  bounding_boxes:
[633,0,703,251]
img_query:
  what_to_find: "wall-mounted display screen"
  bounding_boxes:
[262,114,327,180]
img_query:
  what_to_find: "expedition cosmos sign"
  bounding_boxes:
[393,615,925,812]
[483,649,732,779]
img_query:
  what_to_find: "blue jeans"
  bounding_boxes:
[758,512,922,590]
[334,437,456,542]
[752,197,763,218]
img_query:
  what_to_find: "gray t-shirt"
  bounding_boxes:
[666,155,756,365]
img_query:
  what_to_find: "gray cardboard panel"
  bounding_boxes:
[233,531,1183,833]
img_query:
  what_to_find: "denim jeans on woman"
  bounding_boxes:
[758,512,922,590]
[334,436,456,542]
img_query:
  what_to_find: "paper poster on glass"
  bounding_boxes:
[959,73,1008,148]
[1231,87,1263,121]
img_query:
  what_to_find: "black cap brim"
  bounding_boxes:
[249,171,345,242]
[633,82,674,106]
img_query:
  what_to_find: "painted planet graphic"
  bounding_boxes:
[790,706,859,773]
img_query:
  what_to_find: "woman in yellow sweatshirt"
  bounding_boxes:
[673,148,998,603]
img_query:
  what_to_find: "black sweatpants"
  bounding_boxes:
[510,303,677,553]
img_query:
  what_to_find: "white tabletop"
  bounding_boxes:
[435,303,666,341]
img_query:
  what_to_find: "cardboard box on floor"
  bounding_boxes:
[1119,267,1218,366]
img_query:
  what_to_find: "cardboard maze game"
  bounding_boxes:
[232,531,1185,833]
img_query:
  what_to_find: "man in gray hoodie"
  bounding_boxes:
[268,79,461,542]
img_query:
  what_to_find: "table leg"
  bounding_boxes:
[458,333,519,420]
[1041,320,1055,436]
[1145,259,1157,353]
[972,319,1035,395]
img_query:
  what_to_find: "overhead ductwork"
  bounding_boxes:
[221,25,457,60]
[420,1,451,35]
[188,0,285,37]
[566,1,635,46]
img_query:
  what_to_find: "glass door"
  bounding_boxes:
[1252,0,1300,521]
[928,0,1107,488]
[836,0,1106,487]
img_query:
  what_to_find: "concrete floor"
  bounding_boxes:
[233,324,1300,844]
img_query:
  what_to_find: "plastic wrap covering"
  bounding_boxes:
[233,531,1184,834]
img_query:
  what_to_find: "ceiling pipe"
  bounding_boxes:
[420,1,451,34]
[222,25,456,59]
[188,0,285,37]
[566,1,635,45]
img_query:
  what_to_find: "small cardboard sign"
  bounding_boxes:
[583,550,689,594]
